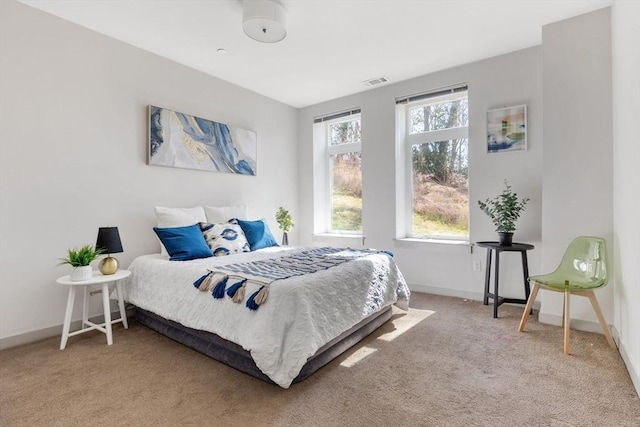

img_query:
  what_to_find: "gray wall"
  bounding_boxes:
[0,1,298,342]
[612,0,640,394]
[298,47,544,301]
[297,8,619,330]
[540,8,614,325]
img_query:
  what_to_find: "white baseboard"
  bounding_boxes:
[612,326,640,397]
[409,283,483,301]
[0,307,135,350]
[416,280,616,338]
[538,312,608,334]
[409,283,541,310]
[1,324,65,350]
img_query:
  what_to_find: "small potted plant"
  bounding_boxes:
[58,245,104,281]
[275,207,294,246]
[478,180,529,246]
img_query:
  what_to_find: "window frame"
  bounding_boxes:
[403,91,469,241]
[324,114,362,235]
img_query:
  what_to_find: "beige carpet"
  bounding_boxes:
[1,293,638,427]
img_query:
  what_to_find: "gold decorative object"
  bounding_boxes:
[99,256,119,275]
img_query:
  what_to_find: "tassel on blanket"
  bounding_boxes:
[198,273,227,292]
[246,287,261,311]
[193,271,213,290]
[212,275,229,299]
[246,285,269,311]
[201,275,213,292]
[254,285,269,305]
[201,272,225,293]
[226,278,247,299]
[232,285,246,304]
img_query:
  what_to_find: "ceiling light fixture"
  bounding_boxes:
[242,0,287,43]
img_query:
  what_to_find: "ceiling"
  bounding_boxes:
[20,0,612,108]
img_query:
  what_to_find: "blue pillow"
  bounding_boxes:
[153,224,213,261]
[231,218,278,251]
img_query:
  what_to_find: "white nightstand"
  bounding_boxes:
[56,269,131,350]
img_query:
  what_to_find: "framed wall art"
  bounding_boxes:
[486,104,527,153]
[148,105,257,175]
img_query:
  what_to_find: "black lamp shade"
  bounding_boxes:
[96,227,123,254]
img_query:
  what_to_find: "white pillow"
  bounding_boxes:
[204,204,249,223]
[154,206,207,255]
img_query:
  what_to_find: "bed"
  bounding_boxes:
[123,246,410,388]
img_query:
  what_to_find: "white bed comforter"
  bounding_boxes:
[123,246,410,388]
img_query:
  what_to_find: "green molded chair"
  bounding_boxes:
[518,236,617,355]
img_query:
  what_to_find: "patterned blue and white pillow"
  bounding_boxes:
[199,222,250,257]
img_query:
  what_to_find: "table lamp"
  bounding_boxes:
[95,227,123,275]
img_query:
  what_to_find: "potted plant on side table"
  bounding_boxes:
[57,245,104,281]
[478,180,529,246]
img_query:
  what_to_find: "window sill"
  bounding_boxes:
[393,238,472,253]
[312,233,365,244]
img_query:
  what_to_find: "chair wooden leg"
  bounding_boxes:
[563,290,571,355]
[518,283,539,332]
[585,290,617,350]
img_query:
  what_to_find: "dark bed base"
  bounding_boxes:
[135,305,393,385]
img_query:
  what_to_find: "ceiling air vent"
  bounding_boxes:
[361,76,389,87]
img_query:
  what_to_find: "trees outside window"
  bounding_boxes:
[327,117,362,233]
[405,92,469,238]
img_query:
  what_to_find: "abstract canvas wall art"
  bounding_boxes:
[148,105,257,175]
[486,105,527,153]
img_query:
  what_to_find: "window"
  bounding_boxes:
[327,116,362,233]
[400,87,469,239]
[312,110,363,235]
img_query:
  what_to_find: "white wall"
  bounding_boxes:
[612,0,640,393]
[0,1,298,344]
[540,8,614,327]
[298,47,543,302]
